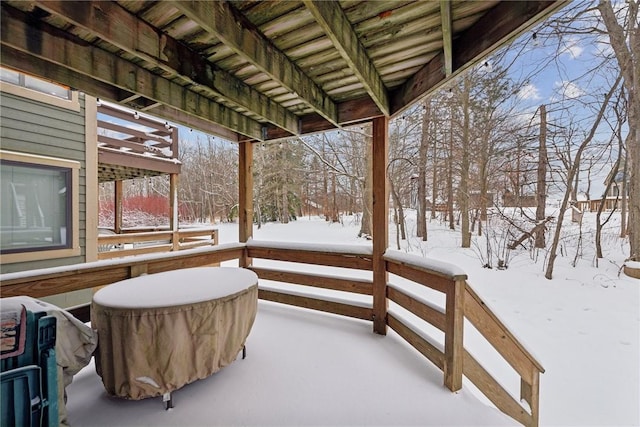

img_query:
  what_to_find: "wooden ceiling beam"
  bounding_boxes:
[0,5,264,141]
[171,0,339,126]
[31,0,300,136]
[256,96,383,142]
[440,0,453,77]
[0,45,135,103]
[303,0,389,116]
[390,0,564,115]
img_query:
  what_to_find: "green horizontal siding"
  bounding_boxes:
[1,91,88,274]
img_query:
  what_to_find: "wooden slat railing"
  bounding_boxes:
[383,250,544,427]
[246,240,374,322]
[463,284,544,427]
[97,228,218,260]
[0,243,243,298]
[1,240,543,426]
[384,251,466,392]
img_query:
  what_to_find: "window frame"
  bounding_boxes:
[0,67,79,112]
[0,150,81,263]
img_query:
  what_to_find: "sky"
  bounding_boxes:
[64,211,639,426]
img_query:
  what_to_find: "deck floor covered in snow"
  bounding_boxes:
[66,300,514,426]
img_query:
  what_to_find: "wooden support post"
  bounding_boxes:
[239,141,254,268]
[130,264,148,278]
[372,116,389,335]
[521,372,540,427]
[444,279,464,391]
[114,180,123,234]
[170,173,179,251]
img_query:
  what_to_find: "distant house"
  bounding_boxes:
[575,166,629,213]
[502,190,537,208]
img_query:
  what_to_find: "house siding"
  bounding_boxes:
[0,90,87,274]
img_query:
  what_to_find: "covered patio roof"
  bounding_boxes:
[0,0,563,142]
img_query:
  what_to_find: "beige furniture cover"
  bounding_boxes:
[1,296,98,427]
[91,267,258,400]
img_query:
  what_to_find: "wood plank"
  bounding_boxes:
[239,141,254,267]
[34,0,300,135]
[258,289,372,321]
[0,6,264,140]
[304,1,389,115]
[387,286,446,331]
[171,0,338,126]
[464,284,544,380]
[98,231,173,245]
[1,246,245,297]
[444,280,464,392]
[255,96,384,143]
[98,244,173,260]
[387,313,445,371]
[463,350,532,427]
[385,260,452,294]
[390,1,564,115]
[0,46,238,142]
[521,373,540,427]
[98,150,181,175]
[247,246,372,271]
[250,267,372,295]
[440,0,453,77]
[97,121,172,148]
[372,116,389,334]
[170,174,179,239]
[0,44,137,110]
[114,180,123,233]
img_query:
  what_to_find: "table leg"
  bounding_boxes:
[163,392,173,410]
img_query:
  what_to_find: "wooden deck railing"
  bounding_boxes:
[97,227,218,260]
[383,250,544,427]
[0,241,543,426]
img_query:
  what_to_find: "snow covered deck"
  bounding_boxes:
[66,301,515,426]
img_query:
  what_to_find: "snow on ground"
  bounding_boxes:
[67,211,639,426]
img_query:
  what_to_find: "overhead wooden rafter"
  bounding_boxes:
[0,6,264,140]
[171,0,340,127]
[303,0,389,116]
[440,0,453,77]
[31,0,301,137]
[390,0,562,114]
[0,0,565,142]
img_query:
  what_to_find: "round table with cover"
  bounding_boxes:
[91,267,258,401]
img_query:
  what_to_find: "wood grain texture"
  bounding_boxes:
[464,284,545,379]
[387,313,444,370]
[387,286,446,331]
[463,350,533,427]
[372,116,389,334]
[251,267,372,295]
[258,288,372,321]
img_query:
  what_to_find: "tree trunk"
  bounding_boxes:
[460,76,471,248]
[620,147,629,237]
[417,102,429,240]
[546,75,621,279]
[431,135,438,220]
[535,104,547,248]
[598,0,639,260]
[359,138,373,237]
[447,129,455,230]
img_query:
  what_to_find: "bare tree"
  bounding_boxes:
[545,75,621,279]
[597,0,639,260]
